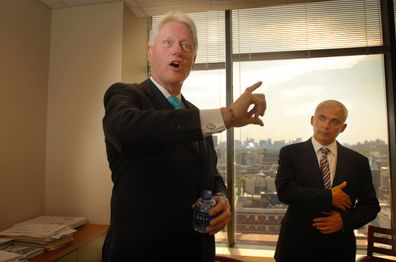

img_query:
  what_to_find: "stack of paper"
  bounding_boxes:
[0,244,43,261]
[0,224,76,251]
[0,250,24,262]
[0,239,12,249]
[0,215,87,253]
[14,216,88,229]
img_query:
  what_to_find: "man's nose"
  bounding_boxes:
[171,42,183,55]
[323,120,331,128]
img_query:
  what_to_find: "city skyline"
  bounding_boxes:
[213,135,388,152]
[183,54,388,145]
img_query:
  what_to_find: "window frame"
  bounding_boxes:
[149,0,396,249]
[206,1,395,247]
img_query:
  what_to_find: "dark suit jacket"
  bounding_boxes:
[275,139,380,262]
[102,79,228,262]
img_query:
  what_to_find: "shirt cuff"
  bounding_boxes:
[199,109,226,136]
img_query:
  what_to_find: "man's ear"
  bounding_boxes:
[310,116,314,126]
[340,123,347,133]
[190,55,196,70]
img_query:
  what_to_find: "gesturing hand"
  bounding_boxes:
[221,81,266,128]
[331,181,352,211]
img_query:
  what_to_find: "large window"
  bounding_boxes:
[153,0,393,255]
[232,55,389,248]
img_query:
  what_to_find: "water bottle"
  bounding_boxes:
[192,190,216,233]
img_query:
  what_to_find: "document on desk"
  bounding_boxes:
[0,249,23,262]
[0,224,76,243]
[0,239,12,247]
[14,216,88,229]
[1,244,44,259]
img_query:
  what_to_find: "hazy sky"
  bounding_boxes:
[183,54,388,145]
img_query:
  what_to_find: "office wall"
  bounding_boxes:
[0,0,51,230]
[122,3,149,82]
[45,1,148,224]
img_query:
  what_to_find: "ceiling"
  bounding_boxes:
[40,0,326,17]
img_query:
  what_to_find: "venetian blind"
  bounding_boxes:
[232,0,382,54]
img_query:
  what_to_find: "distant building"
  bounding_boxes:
[235,206,285,235]
[242,174,276,195]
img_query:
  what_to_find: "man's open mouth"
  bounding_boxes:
[170,61,181,69]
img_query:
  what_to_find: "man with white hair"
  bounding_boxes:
[102,11,266,261]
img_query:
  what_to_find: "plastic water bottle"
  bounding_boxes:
[192,190,216,233]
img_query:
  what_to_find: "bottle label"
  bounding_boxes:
[192,190,215,234]
[193,209,211,233]
[194,210,211,224]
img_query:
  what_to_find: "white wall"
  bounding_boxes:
[122,3,149,82]
[0,0,51,230]
[45,2,148,224]
[0,0,147,230]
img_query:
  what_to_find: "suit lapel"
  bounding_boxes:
[141,79,174,110]
[142,80,201,156]
[332,142,348,186]
[302,139,327,188]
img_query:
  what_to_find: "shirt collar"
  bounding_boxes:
[311,137,337,156]
[150,77,182,100]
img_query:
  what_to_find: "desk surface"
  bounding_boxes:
[30,224,109,262]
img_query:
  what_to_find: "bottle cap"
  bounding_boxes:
[201,190,212,199]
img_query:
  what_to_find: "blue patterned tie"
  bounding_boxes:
[167,95,184,109]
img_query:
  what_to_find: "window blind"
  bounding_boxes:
[394,0,396,34]
[232,0,382,54]
[152,0,382,64]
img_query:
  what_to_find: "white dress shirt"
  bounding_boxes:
[311,137,338,187]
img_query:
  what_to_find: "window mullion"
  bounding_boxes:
[225,9,235,248]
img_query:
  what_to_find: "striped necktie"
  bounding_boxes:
[319,147,331,189]
[167,95,184,109]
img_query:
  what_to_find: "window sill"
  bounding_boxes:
[216,244,275,258]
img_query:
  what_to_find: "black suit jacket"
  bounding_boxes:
[275,139,380,262]
[102,79,228,262]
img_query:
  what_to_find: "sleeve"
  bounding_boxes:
[103,83,203,154]
[275,146,333,213]
[204,136,228,198]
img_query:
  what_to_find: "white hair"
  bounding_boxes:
[149,11,198,54]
